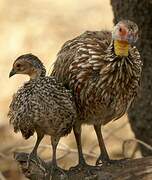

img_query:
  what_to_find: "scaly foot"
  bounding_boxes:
[26,152,37,169]
[50,165,67,179]
[96,155,128,166]
[70,161,100,173]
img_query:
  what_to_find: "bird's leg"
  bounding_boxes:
[70,124,97,171]
[50,136,65,176]
[94,125,127,166]
[94,125,110,165]
[27,132,44,168]
[73,125,86,165]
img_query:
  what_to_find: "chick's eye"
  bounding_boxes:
[16,64,21,68]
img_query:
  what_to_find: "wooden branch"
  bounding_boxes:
[14,152,152,180]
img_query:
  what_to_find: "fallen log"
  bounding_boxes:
[14,152,152,180]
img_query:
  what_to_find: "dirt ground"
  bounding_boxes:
[0,0,141,179]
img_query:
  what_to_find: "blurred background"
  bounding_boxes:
[0,0,142,179]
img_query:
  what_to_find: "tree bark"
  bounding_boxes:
[14,152,152,180]
[111,0,152,156]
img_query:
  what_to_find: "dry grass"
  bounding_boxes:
[0,0,142,179]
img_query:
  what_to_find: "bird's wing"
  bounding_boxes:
[52,31,111,88]
[52,30,111,110]
[8,84,35,139]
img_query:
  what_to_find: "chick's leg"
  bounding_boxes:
[27,132,44,167]
[94,125,110,165]
[51,136,65,175]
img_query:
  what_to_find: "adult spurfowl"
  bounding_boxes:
[52,20,142,168]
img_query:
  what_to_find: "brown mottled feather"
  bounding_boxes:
[8,54,77,171]
[52,30,142,125]
[8,70,76,140]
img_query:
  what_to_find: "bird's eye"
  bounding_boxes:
[16,64,21,68]
[119,28,122,32]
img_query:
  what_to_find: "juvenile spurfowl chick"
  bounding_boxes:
[8,54,76,173]
[52,20,143,167]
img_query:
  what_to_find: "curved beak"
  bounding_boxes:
[9,69,16,78]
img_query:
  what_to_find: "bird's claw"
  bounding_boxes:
[96,155,128,166]
[96,154,109,166]
[50,165,67,179]
[26,152,37,169]
[70,162,100,173]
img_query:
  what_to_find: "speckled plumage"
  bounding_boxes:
[52,31,142,124]
[52,20,143,165]
[8,76,76,139]
[8,54,76,171]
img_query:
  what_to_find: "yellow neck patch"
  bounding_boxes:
[114,40,129,57]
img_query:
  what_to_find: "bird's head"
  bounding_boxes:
[9,53,46,79]
[112,20,139,56]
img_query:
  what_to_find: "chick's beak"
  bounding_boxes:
[9,69,16,78]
